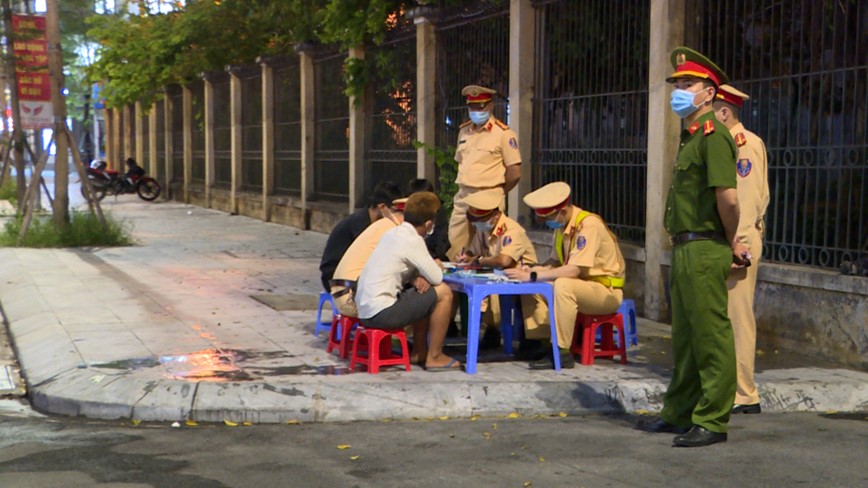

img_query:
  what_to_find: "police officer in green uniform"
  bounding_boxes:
[637,47,751,447]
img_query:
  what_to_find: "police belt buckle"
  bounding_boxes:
[669,231,723,246]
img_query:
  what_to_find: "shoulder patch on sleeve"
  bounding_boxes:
[576,235,587,251]
[502,235,512,247]
[737,158,752,177]
[459,120,472,129]
[508,137,518,149]
[703,119,715,136]
[734,132,747,147]
[495,119,509,130]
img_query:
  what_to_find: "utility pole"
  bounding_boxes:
[46,0,67,226]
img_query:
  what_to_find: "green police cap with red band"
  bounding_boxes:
[666,47,729,87]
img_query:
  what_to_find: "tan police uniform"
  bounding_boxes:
[464,189,542,329]
[718,85,770,406]
[448,85,521,260]
[330,200,405,316]
[523,183,625,349]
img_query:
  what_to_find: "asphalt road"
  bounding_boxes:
[0,399,865,488]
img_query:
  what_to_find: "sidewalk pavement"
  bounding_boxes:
[1,199,866,423]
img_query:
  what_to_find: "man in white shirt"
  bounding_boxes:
[356,192,460,372]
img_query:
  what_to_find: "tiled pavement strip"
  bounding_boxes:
[0,199,865,423]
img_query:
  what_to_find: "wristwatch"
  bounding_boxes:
[530,271,537,282]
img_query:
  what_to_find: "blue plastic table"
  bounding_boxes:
[442,273,561,374]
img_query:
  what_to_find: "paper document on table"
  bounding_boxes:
[473,272,520,283]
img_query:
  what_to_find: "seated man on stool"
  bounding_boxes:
[455,188,545,352]
[505,182,626,369]
[356,192,459,371]
[329,197,407,317]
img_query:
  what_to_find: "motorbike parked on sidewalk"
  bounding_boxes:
[81,161,161,202]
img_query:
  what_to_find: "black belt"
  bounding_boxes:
[329,279,357,299]
[670,231,725,246]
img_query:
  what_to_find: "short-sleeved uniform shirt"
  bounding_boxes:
[319,208,372,290]
[454,115,522,188]
[548,206,626,281]
[467,213,538,266]
[333,214,402,282]
[665,111,738,235]
[730,122,770,241]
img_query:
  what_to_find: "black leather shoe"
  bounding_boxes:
[515,339,548,361]
[732,403,761,414]
[529,349,575,370]
[673,426,727,447]
[480,327,502,350]
[636,416,689,434]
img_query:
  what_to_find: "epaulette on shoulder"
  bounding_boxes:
[702,119,715,136]
[459,120,472,129]
[734,132,747,147]
[495,119,509,130]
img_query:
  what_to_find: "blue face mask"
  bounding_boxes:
[469,110,490,126]
[545,219,564,230]
[472,221,493,233]
[670,88,701,118]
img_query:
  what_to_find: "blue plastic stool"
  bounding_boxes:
[594,298,638,347]
[315,291,336,336]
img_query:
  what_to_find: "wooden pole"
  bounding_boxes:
[46,0,68,227]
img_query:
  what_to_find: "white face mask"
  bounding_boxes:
[469,110,490,126]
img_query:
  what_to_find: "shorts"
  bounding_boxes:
[361,286,437,330]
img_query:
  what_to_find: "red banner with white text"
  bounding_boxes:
[12,14,52,129]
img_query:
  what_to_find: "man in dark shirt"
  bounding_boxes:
[319,181,404,291]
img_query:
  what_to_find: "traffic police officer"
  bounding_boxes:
[714,84,770,415]
[456,188,542,343]
[638,47,750,447]
[448,85,522,260]
[505,182,626,370]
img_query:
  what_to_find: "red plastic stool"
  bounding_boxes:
[570,312,628,365]
[327,315,359,359]
[349,326,411,374]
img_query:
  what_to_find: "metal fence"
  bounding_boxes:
[240,68,263,190]
[273,60,302,194]
[532,0,649,243]
[435,1,510,153]
[314,51,349,199]
[190,81,205,182]
[365,32,417,194]
[154,98,165,185]
[687,0,868,270]
[169,86,184,183]
[211,73,232,187]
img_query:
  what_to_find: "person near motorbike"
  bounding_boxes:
[124,158,145,191]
